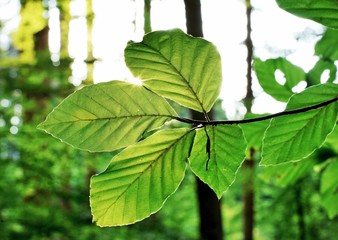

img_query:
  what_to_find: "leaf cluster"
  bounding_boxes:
[39,5,338,226]
[39,29,337,226]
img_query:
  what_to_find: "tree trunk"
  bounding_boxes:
[243,1,255,239]
[196,168,224,240]
[184,1,224,239]
[242,151,254,240]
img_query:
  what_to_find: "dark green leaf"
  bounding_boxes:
[254,58,306,102]
[307,58,337,86]
[276,0,338,29]
[315,29,338,61]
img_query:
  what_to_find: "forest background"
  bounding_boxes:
[0,0,338,239]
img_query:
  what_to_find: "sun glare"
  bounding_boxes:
[126,77,143,86]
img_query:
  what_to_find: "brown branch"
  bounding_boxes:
[174,96,338,126]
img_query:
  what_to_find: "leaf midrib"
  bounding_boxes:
[265,105,333,163]
[138,41,207,113]
[98,130,192,222]
[41,114,176,126]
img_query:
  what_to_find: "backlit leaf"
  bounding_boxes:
[38,80,177,152]
[125,28,222,113]
[90,128,195,226]
[189,125,246,198]
[261,83,338,165]
[276,0,338,29]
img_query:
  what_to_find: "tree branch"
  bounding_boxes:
[174,96,338,126]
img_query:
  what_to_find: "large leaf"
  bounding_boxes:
[90,128,196,226]
[125,28,222,113]
[261,83,338,165]
[276,0,338,29]
[189,125,246,198]
[321,158,338,219]
[254,58,305,102]
[38,80,177,152]
[315,29,338,61]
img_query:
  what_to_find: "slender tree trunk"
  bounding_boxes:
[243,1,255,240]
[242,150,254,240]
[144,0,152,33]
[85,0,94,84]
[184,0,224,239]
[59,0,71,58]
[184,0,203,36]
[193,109,224,240]
[244,0,253,111]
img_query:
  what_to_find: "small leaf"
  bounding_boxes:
[261,83,338,165]
[90,128,195,226]
[321,158,338,219]
[38,80,177,152]
[307,58,337,85]
[125,28,222,113]
[254,58,305,102]
[189,125,246,198]
[276,0,338,29]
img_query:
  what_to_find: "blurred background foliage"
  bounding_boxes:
[0,0,337,239]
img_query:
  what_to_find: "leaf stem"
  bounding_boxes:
[174,96,338,126]
[204,111,211,122]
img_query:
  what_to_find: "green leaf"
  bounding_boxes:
[90,128,195,226]
[241,113,270,150]
[325,124,338,153]
[307,58,337,86]
[125,28,222,113]
[261,83,338,165]
[315,29,338,61]
[189,125,247,198]
[276,0,338,29]
[254,58,306,102]
[259,158,315,188]
[321,158,338,219]
[38,80,177,152]
[285,82,338,109]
